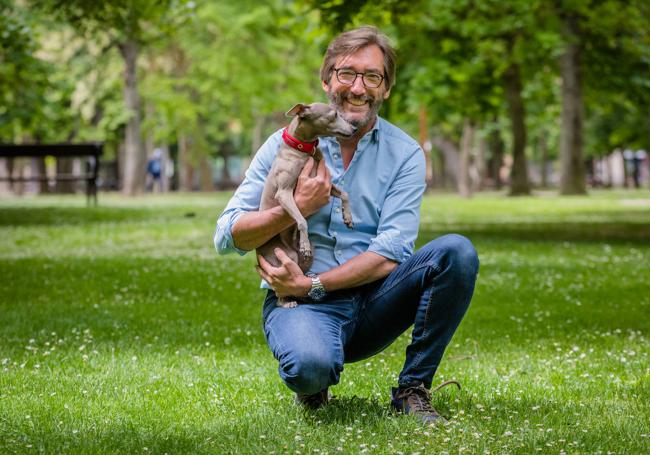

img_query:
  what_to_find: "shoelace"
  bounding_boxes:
[399,380,462,413]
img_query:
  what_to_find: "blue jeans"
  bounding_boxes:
[261,234,479,394]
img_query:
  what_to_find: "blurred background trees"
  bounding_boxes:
[1,0,649,196]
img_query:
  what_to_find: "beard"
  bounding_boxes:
[326,88,385,130]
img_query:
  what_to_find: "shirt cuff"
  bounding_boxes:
[367,228,414,263]
[214,211,248,256]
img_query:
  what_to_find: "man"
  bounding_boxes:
[214,26,479,423]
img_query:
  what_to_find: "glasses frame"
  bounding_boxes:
[333,67,385,89]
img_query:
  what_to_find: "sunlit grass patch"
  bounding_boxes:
[1,191,649,453]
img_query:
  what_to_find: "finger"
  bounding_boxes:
[274,248,294,267]
[257,255,276,273]
[300,158,315,177]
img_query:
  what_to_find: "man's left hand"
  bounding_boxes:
[256,248,311,298]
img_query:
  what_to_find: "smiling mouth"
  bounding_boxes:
[347,98,367,107]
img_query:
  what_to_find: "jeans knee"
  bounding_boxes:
[424,234,479,280]
[280,349,340,394]
[448,234,479,276]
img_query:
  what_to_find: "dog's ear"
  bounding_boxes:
[286,103,308,118]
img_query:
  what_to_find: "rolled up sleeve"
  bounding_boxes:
[213,132,282,255]
[367,146,426,263]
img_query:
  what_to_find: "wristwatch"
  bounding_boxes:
[307,274,326,301]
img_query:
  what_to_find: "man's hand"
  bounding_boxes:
[256,248,312,298]
[294,158,332,217]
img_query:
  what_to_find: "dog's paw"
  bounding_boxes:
[344,217,354,229]
[277,298,298,308]
[300,248,313,261]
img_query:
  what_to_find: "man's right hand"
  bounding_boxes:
[294,158,332,217]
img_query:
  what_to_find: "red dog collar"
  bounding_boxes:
[282,128,318,155]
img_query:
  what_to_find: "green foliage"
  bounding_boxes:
[0,2,57,141]
[3,0,650,166]
[1,192,649,452]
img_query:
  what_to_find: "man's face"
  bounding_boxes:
[322,44,391,131]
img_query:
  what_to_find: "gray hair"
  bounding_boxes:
[320,26,397,90]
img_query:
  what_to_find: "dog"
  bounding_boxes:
[256,102,356,308]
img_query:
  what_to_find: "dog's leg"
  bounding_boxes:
[330,184,354,229]
[274,188,312,261]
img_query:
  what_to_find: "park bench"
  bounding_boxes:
[0,143,103,205]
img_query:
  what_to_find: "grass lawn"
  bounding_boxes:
[1,190,649,454]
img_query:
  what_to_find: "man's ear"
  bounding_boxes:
[286,103,307,117]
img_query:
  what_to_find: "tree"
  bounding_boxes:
[33,0,172,195]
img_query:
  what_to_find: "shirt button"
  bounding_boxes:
[335,208,340,213]
[336,250,342,255]
[340,179,344,184]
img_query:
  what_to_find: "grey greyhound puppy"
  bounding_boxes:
[256,102,356,308]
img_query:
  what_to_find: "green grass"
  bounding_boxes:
[1,190,649,454]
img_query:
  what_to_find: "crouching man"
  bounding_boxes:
[214,26,479,423]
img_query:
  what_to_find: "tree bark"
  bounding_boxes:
[199,155,213,191]
[35,157,49,194]
[56,158,75,193]
[488,122,505,190]
[539,134,549,188]
[431,135,458,190]
[178,134,195,191]
[504,36,530,195]
[419,105,433,186]
[458,119,474,198]
[475,133,487,191]
[119,40,145,196]
[559,13,587,195]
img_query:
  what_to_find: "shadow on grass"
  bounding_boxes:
[418,219,650,245]
[302,395,393,426]
[0,207,211,227]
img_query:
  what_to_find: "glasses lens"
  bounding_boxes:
[337,69,357,84]
[363,73,383,88]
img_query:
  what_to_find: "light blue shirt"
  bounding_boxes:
[214,117,426,282]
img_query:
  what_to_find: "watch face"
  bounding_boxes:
[308,287,326,300]
[308,278,326,301]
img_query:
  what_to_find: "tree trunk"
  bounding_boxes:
[56,158,75,193]
[35,157,49,194]
[559,14,587,195]
[504,36,530,195]
[488,122,505,190]
[252,112,265,157]
[419,105,433,186]
[178,134,195,191]
[475,133,487,191]
[431,135,459,190]
[119,40,145,196]
[160,144,172,192]
[199,155,213,191]
[458,119,474,198]
[540,134,549,188]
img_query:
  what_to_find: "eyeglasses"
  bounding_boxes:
[333,68,385,88]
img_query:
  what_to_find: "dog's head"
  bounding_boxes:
[287,103,357,139]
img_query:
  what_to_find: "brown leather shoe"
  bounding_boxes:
[391,381,460,424]
[295,388,330,409]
